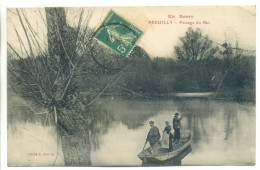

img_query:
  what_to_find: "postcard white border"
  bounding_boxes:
[1,1,259,170]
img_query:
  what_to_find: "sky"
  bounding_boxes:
[7,6,256,58]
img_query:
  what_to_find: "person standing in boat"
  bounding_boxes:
[146,121,161,154]
[173,112,182,143]
[162,121,173,151]
[163,121,171,134]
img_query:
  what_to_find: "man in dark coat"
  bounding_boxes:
[173,112,182,143]
[146,121,160,154]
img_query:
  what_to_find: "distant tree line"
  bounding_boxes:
[10,26,254,102]
[75,27,255,102]
[8,24,255,109]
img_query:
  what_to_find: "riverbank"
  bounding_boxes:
[98,90,255,103]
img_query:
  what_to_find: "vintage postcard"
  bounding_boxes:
[6,6,255,167]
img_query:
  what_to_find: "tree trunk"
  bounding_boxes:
[45,7,92,166]
[56,108,92,166]
[59,130,92,166]
[45,7,77,73]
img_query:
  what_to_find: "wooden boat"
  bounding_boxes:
[138,132,192,163]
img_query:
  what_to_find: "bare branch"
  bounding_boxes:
[86,63,131,106]
[22,9,47,56]
[38,8,47,27]
[16,8,34,57]
[59,69,75,100]
[8,43,35,79]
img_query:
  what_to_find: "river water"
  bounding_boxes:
[91,98,255,166]
[8,98,255,166]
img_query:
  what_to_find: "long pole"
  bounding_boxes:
[143,140,148,164]
[143,140,148,151]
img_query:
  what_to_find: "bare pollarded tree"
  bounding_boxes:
[7,7,129,166]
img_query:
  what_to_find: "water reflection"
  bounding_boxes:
[8,97,255,166]
[92,98,255,166]
[7,94,115,166]
[86,107,114,150]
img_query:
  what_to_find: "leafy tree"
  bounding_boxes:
[174,27,219,65]
[174,27,220,91]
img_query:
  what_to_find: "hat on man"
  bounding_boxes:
[175,112,179,115]
[149,121,154,124]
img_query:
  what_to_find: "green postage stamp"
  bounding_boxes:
[94,10,144,57]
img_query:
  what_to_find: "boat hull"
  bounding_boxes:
[138,133,192,164]
[142,145,192,165]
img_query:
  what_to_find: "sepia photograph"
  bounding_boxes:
[5,5,256,167]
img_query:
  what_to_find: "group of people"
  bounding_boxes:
[146,113,182,154]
